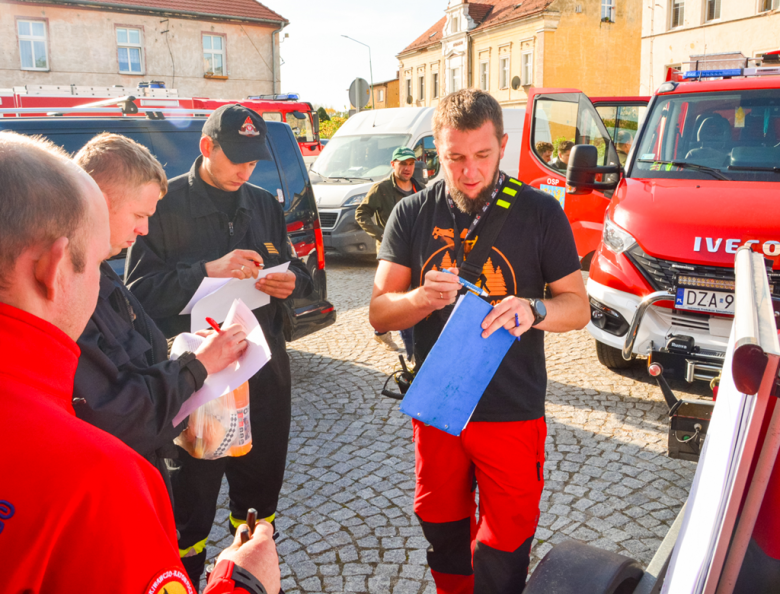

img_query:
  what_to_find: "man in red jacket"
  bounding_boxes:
[0,131,279,594]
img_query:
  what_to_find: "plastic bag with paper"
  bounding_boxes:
[175,381,252,459]
[171,298,273,460]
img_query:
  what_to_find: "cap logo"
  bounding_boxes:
[238,116,260,137]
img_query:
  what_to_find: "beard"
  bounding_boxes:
[445,167,500,215]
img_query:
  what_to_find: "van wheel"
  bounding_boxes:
[595,340,634,369]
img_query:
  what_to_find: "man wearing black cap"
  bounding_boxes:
[126,104,314,586]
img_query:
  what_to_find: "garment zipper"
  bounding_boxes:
[228,221,234,236]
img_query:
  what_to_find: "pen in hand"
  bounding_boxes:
[441,269,490,298]
[240,508,258,545]
[205,317,223,334]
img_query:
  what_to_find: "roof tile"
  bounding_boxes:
[57,0,286,22]
[399,0,554,54]
[399,16,446,54]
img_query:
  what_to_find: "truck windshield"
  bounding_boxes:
[311,134,411,180]
[285,112,315,143]
[631,89,780,182]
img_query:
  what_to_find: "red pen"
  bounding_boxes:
[205,317,222,333]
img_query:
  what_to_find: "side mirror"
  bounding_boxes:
[312,112,320,136]
[566,145,620,194]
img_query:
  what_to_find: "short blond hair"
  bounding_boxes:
[432,88,504,143]
[74,133,168,200]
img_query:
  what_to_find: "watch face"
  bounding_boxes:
[535,299,547,319]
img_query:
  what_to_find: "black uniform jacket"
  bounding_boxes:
[74,262,208,493]
[125,157,313,356]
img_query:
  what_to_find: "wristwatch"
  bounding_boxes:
[526,298,547,326]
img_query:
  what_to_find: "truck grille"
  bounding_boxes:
[319,211,339,230]
[626,244,780,298]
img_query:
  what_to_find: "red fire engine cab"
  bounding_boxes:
[0,83,323,163]
[568,55,780,383]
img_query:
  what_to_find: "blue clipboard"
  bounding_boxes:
[399,292,515,436]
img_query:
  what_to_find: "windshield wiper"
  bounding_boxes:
[637,159,731,181]
[323,176,373,182]
[727,165,780,173]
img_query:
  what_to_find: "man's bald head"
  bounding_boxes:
[0,132,88,289]
[0,132,110,340]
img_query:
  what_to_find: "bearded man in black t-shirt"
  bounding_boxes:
[369,89,590,594]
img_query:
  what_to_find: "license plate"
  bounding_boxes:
[675,288,734,314]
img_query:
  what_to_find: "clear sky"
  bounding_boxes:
[273,0,446,110]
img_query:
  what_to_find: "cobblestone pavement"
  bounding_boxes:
[201,256,710,593]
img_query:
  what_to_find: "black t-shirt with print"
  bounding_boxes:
[378,175,580,422]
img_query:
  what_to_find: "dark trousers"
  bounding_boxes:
[173,351,291,584]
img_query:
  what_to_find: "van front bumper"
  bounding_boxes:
[319,207,377,257]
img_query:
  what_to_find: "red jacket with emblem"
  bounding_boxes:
[0,303,194,594]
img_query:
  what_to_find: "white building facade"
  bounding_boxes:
[640,0,780,95]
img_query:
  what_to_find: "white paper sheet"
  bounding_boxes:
[171,298,272,426]
[181,262,291,332]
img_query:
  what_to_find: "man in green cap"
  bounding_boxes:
[356,146,423,355]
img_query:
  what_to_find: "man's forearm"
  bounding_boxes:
[535,291,590,333]
[369,288,434,334]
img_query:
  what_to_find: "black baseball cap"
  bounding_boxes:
[202,103,272,163]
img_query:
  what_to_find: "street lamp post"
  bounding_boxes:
[341,35,375,110]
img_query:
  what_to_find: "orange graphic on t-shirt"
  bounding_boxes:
[432,227,455,248]
[481,257,508,296]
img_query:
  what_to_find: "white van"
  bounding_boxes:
[312,106,524,257]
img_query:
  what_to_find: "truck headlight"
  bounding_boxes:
[603,215,637,254]
[343,193,367,207]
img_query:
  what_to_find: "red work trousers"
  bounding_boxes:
[413,418,546,594]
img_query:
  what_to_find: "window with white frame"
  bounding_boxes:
[522,52,534,86]
[418,74,425,101]
[479,61,489,90]
[601,0,616,22]
[378,89,385,102]
[116,27,143,74]
[203,34,226,76]
[670,1,684,28]
[406,77,412,101]
[432,72,439,98]
[704,0,720,20]
[759,0,778,11]
[450,67,462,93]
[499,56,510,89]
[17,20,48,70]
[451,16,459,33]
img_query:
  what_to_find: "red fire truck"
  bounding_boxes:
[0,84,323,162]
[568,58,780,382]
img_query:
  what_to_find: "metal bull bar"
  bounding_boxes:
[622,290,675,361]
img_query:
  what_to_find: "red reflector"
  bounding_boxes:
[321,306,334,314]
[313,218,326,270]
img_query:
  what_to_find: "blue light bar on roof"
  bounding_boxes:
[247,93,300,101]
[683,68,743,80]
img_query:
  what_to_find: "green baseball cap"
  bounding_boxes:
[392,147,416,162]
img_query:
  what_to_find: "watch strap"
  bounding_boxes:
[528,299,545,326]
[203,560,267,594]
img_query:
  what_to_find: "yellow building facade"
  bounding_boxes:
[398,0,643,109]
